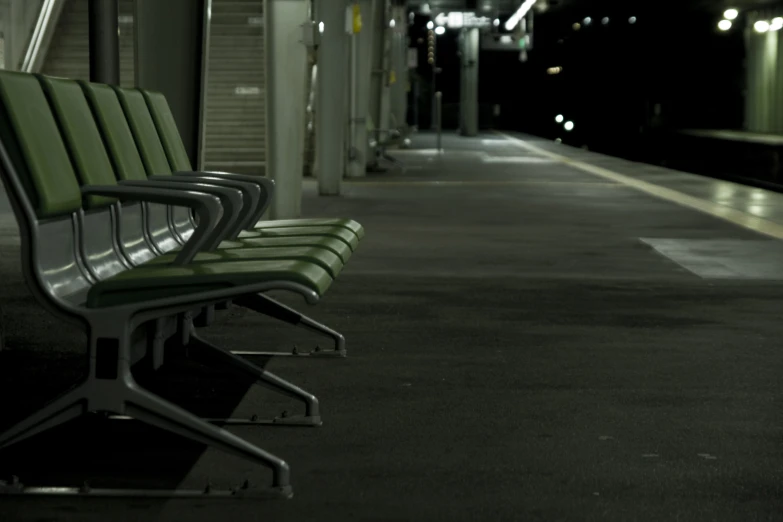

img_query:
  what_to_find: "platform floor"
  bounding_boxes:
[3,133,783,521]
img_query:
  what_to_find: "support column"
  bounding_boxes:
[265,0,309,217]
[315,0,350,195]
[135,0,206,168]
[460,27,479,137]
[388,2,407,132]
[347,0,377,178]
[89,0,120,84]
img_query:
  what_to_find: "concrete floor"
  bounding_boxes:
[2,133,783,521]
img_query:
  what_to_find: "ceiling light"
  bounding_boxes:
[435,26,446,35]
[629,16,637,24]
[583,17,592,25]
[505,0,536,31]
[564,121,575,131]
[555,114,564,123]
[724,9,739,20]
[493,18,500,27]
[718,19,732,31]
[755,20,770,33]
[602,17,609,25]
[573,22,581,30]
[772,17,783,30]
[427,21,434,30]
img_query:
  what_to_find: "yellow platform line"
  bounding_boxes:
[499,132,783,240]
[344,180,620,187]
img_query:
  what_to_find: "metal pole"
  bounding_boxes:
[88,0,120,84]
[435,90,442,151]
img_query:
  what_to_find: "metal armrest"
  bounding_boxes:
[174,171,275,227]
[81,185,222,265]
[119,179,243,248]
[153,174,261,232]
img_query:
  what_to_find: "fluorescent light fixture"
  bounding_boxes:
[555,114,564,123]
[505,0,536,31]
[755,20,770,33]
[427,21,434,29]
[718,19,732,31]
[564,121,575,131]
[435,26,446,35]
[448,11,464,28]
[724,9,739,20]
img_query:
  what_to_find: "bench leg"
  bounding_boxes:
[232,294,347,358]
[186,333,322,427]
[0,381,88,450]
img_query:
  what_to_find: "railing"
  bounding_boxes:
[20,0,65,73]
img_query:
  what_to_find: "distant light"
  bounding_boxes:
[547,66,563,75]
[555,138,562,143]
[493,18,500,27]
[628,16,637,24]
[602,17,610,25]
[755,20,770,33]
[724,9,739,21]
[427,21,434,30]
[319,21,324,33]
[435,26,446,35]
[564,121,575,131]
[718,19,732,31]
[420,3,431,14]
[390,19,396,28]
[573,22,581,31]
[772,17,783,31]
[583,17,592,25]
[555,114,564,123]
[409,12,415,22]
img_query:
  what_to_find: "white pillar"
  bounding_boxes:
[347,0,376,178]
[264,0,309,218]
[315,0,349,195]
[460,27,479,137]
[389,4,407,132]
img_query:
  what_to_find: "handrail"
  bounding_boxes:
[21,0,66,73]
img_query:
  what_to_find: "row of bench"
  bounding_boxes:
[0,69,364,498]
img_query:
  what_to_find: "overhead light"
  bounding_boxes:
[573,22,581,31]
[629,16,637,24]
[564,121,575,131]
[319,21,324,33]
[772,17,783,30]
[493,18,500,27]
[755,20,770,33]
[435,26,446,35]
[718,19,732,31]
[724,9,739,20]
[555,114,564,123]
[390,19,396,28]
[420,3,431,14]
[547,66,563,75]
[583,17,592,25]
[505,0,536,31]
[602,17,610,25]
[427,21,434,30]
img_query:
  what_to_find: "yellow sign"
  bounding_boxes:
[352,4,362,33]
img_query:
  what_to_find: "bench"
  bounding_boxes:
[0,70,364,498]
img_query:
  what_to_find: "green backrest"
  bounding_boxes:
[0,71,83,218]
[113,87,173,176]
[38,76,119,209]
[142,90,193,172]
[79,81,149,182]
